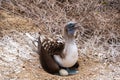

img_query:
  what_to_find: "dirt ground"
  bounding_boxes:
[0,10,120,80]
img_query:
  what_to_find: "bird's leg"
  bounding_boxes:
[65,68,79,75]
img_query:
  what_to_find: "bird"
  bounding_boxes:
[38,21,79,75]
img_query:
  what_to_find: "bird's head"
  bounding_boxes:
[64,21,78,37]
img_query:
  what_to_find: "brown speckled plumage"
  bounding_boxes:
[38,22,79,74]
[41,38,65,58]
[38,36,65,74]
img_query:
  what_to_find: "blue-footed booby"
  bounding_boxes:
[38,22,79,75]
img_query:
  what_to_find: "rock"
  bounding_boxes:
[59,69,69,76]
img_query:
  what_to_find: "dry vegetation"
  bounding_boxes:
[0,0,120,80]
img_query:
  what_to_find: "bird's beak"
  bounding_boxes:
[74,23,79,30]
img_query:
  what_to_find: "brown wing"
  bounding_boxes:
[41,39,65,56]
[38,36,65,57]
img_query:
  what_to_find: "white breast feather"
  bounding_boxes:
[54,42,78,67]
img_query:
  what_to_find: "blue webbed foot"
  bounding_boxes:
[66,68,79,75]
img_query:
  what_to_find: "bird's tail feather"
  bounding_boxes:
[38,36,42,55]
[38,32,48,54]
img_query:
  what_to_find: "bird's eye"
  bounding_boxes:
[68,23,74,28]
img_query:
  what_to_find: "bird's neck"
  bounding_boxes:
[63,34,77,56]
[64,34,76,44]
[63,29,76,44]
[65,37,75,44]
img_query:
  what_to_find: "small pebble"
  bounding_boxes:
[59,69,69,76]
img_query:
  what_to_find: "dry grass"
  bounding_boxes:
[0,0,120,80]
[1,0,119,62]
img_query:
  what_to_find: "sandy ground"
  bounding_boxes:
[0,11,120,80]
